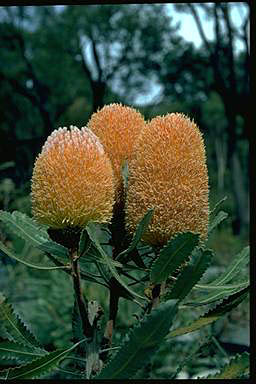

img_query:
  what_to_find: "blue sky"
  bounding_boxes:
[168,3,249,53]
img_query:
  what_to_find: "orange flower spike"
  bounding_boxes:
[87,103,145,202]
[31,126,115,229]
[125,113,209,246]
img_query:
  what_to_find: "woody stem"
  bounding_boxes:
[70,249,92,340]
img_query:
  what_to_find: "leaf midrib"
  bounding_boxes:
[101,304,176,379]
[152,236,196,282]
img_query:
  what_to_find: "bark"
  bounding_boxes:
[188,3,249,235]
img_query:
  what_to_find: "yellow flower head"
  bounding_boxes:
[31,125,115,229]
[87,103,145,203]
[125,113,209,246]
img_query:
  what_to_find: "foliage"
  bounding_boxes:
[0,3,249,379]
[0,199,249,379]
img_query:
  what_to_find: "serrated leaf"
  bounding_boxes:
[200,352,249,379]
[97,299,178,379]
[0,210,69,261]
[116,209,154,263]
[0,340,47,363]
[207,246,249,287]
[169,336,211,379]
[78,228,91,257]
[166,249,213,302]
[0,339,86,380]
[166,286,249,339]
[187,281,249,306]
[0,297,42,349]
[0,240,69,270]
[150,232,199,284]
[0,210,49,247]
[86,223,145,301]
[210,196,227,214]
[208,210,228,234]
[38,241,68,260]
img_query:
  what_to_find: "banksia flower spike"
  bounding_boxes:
[31,126,115,230]
[87,103,145,204]
[125,113,209,246]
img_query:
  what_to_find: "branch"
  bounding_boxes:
[90,29,103,82]
[70,249,93,340]
[187,4,212,54]
[219,3,237,96]
[77,34,94,88]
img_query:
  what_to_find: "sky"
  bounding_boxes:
[135,2,249,105]
[168,3,248,53]
[53,3,250,105]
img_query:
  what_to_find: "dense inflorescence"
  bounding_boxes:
[31,126,115,229]
[87,103,146,203]
[125,113,209,246]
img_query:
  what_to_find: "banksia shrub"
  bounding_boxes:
[31,126,115,230]
[87,103,145,203]
[125,113,209,246]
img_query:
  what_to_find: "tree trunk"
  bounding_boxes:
[229,150,249,236]
[92,80,106,112]
[215,137,227,191]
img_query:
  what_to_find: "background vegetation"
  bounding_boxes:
[0,3,249,379]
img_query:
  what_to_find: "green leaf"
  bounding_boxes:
[187,247,249,305]
[187,281,249,306]
[207,246,249,287]
[0,340,47,363]
[86,223,145,301]
[0,240,69,270]
[0,339,86,380]
[166,249,213,302]
[0,210,69,261]
[208,210,228,234]
[200,352,249,379]
[166,286,249,339]
[116,209,154,263]
[0,210,49,247]
[0,161,15,171]
[38,241,68,260]
[0,296,42,349]
[78,228,91,257]
[97,300,178,379]
[210,196,227,214]
[169,336,211,379]
[150,232,199,284]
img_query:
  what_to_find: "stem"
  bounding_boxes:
[103,277,120,346]
[70,249,92,340]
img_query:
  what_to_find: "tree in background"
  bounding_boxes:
[0,4,249,238]
[0,4,176,181]
[158,3,249,235]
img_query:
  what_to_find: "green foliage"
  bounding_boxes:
[0,186,249,379]
[0,210,69,261]
[0,296,43,350]
[0,339,86,380]
[97,300,178,379]
[200,352,249,379]
[0,240,68,271]
[0,340,46,363]
[117,208,154,263]
[166,249,213,302]
[187,246,249,305]
[167,286,249,339]
[86,222,145,301]
[150,232,200,284]
[208,210,229,235]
